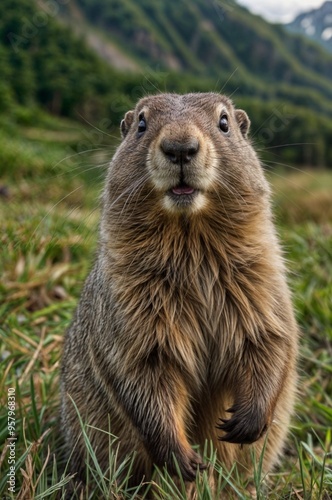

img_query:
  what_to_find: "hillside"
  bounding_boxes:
[0,0,332,167]
[0,0,140,122]
[60,0,332,113]
[286,1,332,54]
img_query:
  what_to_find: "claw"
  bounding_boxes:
[217,406,268,445]
[217,417,237,432]
[259,424,268,438]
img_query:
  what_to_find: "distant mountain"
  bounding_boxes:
[1,0,332,166]
[56,0,332,118]
[286,1,332,53]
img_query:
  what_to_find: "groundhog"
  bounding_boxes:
[60,93,298,495]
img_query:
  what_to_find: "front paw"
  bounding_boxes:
[217,404,269,444]
[170,447,206,482]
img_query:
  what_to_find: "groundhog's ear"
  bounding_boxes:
[120,110,134,138]
[235,109,250,138]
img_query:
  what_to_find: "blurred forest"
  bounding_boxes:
[1,0,332,166]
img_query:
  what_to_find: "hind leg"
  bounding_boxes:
[61,383,154,492]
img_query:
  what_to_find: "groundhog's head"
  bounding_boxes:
[108,93,269,216]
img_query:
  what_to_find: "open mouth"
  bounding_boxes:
[167,183,199,204]
[171,184,196,196]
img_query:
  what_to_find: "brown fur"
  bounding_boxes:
[60,93,298,493]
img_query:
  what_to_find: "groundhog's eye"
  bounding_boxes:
[219,115,229,133]
[138,114,147,134]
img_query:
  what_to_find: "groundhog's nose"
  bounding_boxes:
[160,138,199,164]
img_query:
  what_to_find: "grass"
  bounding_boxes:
[0,115,332,498]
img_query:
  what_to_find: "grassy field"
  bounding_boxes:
[0,116,331,499]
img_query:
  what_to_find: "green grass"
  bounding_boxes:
[0,118,331,498]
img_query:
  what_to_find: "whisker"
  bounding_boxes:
[108,174,151,212]
[226,87,240,99]
[250,108,285,140]
[262,142,315,151]
[28,185,83,246]
[219,68,239,94]
[262,161,316,178]
[51,148,109,170]
[76,113,121,141]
